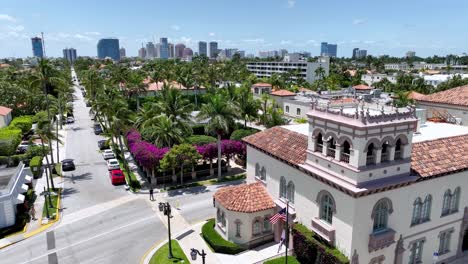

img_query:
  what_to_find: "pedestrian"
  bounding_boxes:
[30,206,36,221]
[277,229,285,253]
[149,188,154,201]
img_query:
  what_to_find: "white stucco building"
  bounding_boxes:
[214,101,468,263]
[0,106,12,128]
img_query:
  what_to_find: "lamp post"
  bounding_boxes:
[159,202,173,259]
[190,248,207,264]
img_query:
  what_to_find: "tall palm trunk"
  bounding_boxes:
[217,133,222,180]
[180,164,184,185]
[56,117,60,165]
[44,91,56,167]
[40,137,55,190]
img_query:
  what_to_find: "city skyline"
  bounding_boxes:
[1,0,468,58]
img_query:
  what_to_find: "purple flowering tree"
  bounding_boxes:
[197,143,218,175]
[221,140,246,170]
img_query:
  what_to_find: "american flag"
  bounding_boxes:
[269,207,287,224]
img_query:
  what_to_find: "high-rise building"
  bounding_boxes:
[138,46,146,59]
[352,48,359,59]
[168,43,174,58]
[97,38,120,60]
[145,42,156,59]
[353,48,367,59]
[198,41,207,57]
[31,37,44,58]
[175,43,185,58]
[119,47,126,58]
[279,49,288,58]
[183,47,193,59]
[63,48,77,63]
[155,43,161,58]
[406,51,416,58]
[159,37,169,59]
[209,41,218,59]
[320,42,337,57]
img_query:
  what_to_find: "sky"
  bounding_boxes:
[1,0,467,58]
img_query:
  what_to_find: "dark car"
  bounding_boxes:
[94,124,103,135]
[62,159,75,171]
[98,139,109,150]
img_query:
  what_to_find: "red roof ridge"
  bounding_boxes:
[214,182,275,213]
[0,106,12,116]
[270,89,296,96]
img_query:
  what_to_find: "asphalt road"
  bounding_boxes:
[0,69,166,264]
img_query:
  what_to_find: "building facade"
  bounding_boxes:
[209,41,218,59]
[321,42,337,57]
[138,47,146,59]
[63,48,77,63]
[175,43,185,59]
[182,47,193,59]
[159,37,169,59]
[247,56,330,84]
[31,37,43,58]
[198,41,207,57]
[0,106,12,128]
[97,38,120,61]
[119,47,126,58]
[361,73,397,86]
[168,43,174,58]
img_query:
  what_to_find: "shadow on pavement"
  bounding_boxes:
[62,172,92,184]
[167,185,209,197]
[61,187,79,198]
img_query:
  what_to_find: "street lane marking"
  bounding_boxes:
[47,252,58,264]
[46,231,55,250]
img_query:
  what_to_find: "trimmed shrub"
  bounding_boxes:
[292,223,349,264]
[0,128,22,156]
[26,145,48,159]
[264,256,300,264]
[295,117,307,124]
[32,111,48,124]
[10,116,33,133]
[201,219,244,254]
[192,124,206,135]
[230,129,259,141]
[186,135,217,145]
[30,156,43,178]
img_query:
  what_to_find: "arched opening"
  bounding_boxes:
[395,139,402,159]
[285,105,289,113]
[316,133,323,153]
[320,193,335,224]
[327,137,336,158]
[381,142,389,162]
[280,176,287,199]
[462,229,468,251]
[287,181,295,204]
[373,199,390,232]
[340,140,351,163]
[366,143,375,165]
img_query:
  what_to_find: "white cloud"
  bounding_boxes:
[0,14,16,22]
[280,40,292,45]
[208,32,216,37]
[363,40,376,44]
[84,31,101,36]
[171,25,181,31]
[307,39,316,43]
[352,18,366,25]
[242,38,264,43]
[73,34,92,41]
[6,25,24,32]
[287,0,296,8]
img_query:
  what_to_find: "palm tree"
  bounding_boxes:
[148,114,184,148]
[126,71,146,109]
[236,85,260,127]
[154,85,193,134]
[197,94,239,180]
[36,116,61,189]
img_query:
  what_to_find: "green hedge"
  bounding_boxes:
[201,218,244,254]
[0,128,22,156]
[10,116,33,133]
[264,256,300,264]
[230,129,259,141]
[0,154,27,166]
[30,156,42,178]
[192,124,206,135]
[292,223,349,264]
[186,135,217,145]
[26,145,48,159]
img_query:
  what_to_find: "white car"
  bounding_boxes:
[107,159,120,170]
[102,149,115,160]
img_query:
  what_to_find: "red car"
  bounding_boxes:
[109,169,126,185]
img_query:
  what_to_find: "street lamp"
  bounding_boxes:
[159,202,173,259]
[190,248,206,264]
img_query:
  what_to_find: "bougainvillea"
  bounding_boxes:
[126,129,142,146]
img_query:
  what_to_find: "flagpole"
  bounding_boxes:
[285,200,289,264]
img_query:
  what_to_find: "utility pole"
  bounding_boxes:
[159,202,173,259]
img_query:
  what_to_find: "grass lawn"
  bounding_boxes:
[117,159,141,192]
[149,240,190,264]
[42,188,60,220]
[166,173,246,191]
[264,256,300,264]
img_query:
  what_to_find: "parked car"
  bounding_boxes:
[102,149,115,160]
[66,117,75,124]
[94,124,103,135]
[109,169,126,185]
[107,159,120,170]
[98,139,109,150]
[16,144,29,154]
[62,159,76,171]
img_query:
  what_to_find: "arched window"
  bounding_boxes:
[451,187,460,212]
[253,219,262,235]
[279,177,287,199]
[372,198,393,232]
[442,190,452,215]
[287,181,295,204]
[235,220,242,237]
[221,212,226,227]
[341,140,351,163]
[395,139,402,160]
[411,198,422,225]
[422,195,432,222]
[381,142,389,162]
[296,108,301,116]
[327,137,336,157]
[316,133,323,153]
[285,105,289,113]
[366,143,375,165]
[217,208,221,222]
[260,166,266,181]
[320,193,335,224]
[255,163,260,177]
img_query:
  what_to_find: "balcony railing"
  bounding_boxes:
[316,144,323,153]
[327,148,336,157]
[394,150,402,160]
[366,155,375,165]
[368,228,396,252]
[311,218,335,245]
[340,153,350,163]
[381,152,389,162]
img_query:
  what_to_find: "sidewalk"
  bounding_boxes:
[0,125,68,249]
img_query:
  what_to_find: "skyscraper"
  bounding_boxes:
[119,47,126,58]
[352,48,359,59]
[320,42,337,57]
[168,43,174,58]
[183,47,193,59]
[198,41,207,57]
[209,41,218,59]
[63,48,77,63]
[138,46,146,59]
[146,42,156,59]
[159,37,169,59]
[175,43,185,58]
[31,37,43,58]
[97,38,120,60]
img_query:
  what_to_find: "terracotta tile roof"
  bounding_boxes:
[330,98,357,105]
[214,182,275,213]
[411,134,468,178]
[244,125,468,179]
[415,85,468,107]
[270,89,296,97]
[353,84,372,90]
[252,83,272,88]
[408,91,426,101]
[243,126,307,165]
[345,70,357,77]
[0,106,12,116]
[298,87,313,93]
